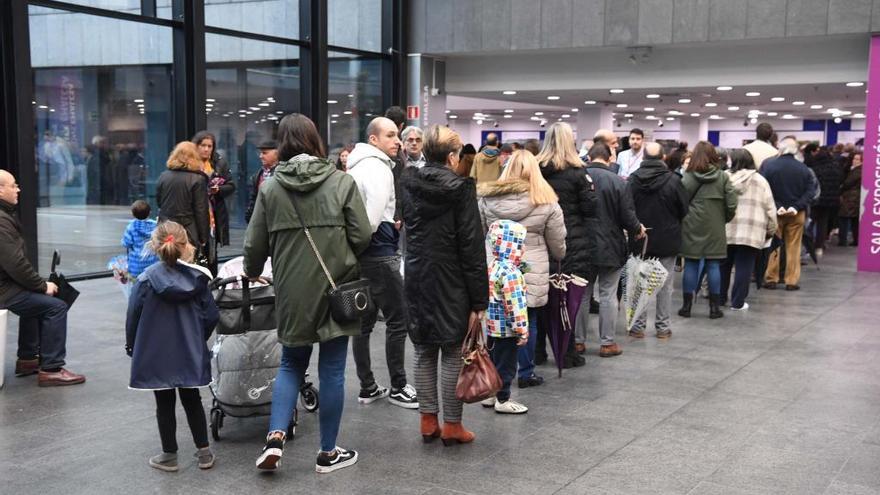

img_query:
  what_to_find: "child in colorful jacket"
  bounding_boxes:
[482,220,530,414]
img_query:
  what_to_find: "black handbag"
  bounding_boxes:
[210,276,276,334]
[285,190,373,323]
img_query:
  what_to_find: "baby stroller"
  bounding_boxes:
[208,259,319,441]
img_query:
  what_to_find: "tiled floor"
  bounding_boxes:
[3,247,880,494]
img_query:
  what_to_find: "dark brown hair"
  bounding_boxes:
[191,130,218,163]
[689,141,720,174]
[131,200,151,220]
[277,113,326,160]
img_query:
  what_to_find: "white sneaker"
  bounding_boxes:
[481,397,496,408]
[730,302,749,311]
[494,399,528,414]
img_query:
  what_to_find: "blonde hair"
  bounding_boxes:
[423,125,462,164]
[536,122,583,171]
[166,141,202,172]
[149,221,194,265]
[499,150,559,206]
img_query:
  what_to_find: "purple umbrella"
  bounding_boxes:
[546,272,588,377]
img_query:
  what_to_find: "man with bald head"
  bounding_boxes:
[0,170,85,386]
[346,117,418,409]
[593,129,621,174]
[469,132,502,184]
[627,142,689,339]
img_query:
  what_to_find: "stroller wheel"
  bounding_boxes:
[210,408,223,441]
[287,409,297,439]
[301,384,319,412]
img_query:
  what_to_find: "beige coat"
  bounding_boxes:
[725,169,778,249]
[477,180,567,307]
[743,139,778,170]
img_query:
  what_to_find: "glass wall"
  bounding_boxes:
[328,0,382,53]
[205,0,298,39]
[29,6,174,274]
[327,51,383,162]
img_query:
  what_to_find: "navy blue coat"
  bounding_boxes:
[126,261,219,390]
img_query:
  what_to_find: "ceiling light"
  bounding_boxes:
[616,103,628,108]
[690,113,701,117]
[792,101,805,106]
[331,114,339,118]
[343,111,352,115]
[709,115,723,120]
[716,86,733,91]
[644,107,655,112]
[503,114,512,119]
[624,113,634,118]
[854,113,866,118]
[267,97,275,102]
[584,100,597,105]
[276,111,283,114]
[530,116,541,121]
[476,120,483,125]
[205,103,214,108]
[810,104,823,109]
[767,112,778,116]
[246,111,253,114]
[347,94,354,98]
[133,99,144,103]
[745,92,761,97]
[239,114,246,118]
[444,110,451,114]
[704,102,717,107]
[771,97,785,102]
[205,98,216,103]
[782,114,796,119]
[562,114,571,118]
[666,117,675,121]
[840,110,853,115]
[258,103,270,107]
[448,115,458,119]
[547,96,560,100]
[327,99,338,104]
[503,90,517,95]
[250,107,260,111]
[571,108,579,112]
[669,110,684,115]
[331,120,338,124]
[504,109,514,113]
[827,108,841,114]
[728,106,740,111]
[534,111,544,116]
[846,82,864,87]
[678,98,691,103]
[610,89,624,94]
[646,94,660,99]
[645,116,656,120]
[834,117,843,123]
[750,118,758,124]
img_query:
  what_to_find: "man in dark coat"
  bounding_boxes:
[627,143,689,339]
[579,143,644,358]
[0,170,85,386]
[805,147,844,254]
[245,140,278,224]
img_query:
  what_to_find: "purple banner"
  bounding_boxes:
[859,36,880,271]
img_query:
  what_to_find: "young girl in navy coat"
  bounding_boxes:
[126,220,219,472]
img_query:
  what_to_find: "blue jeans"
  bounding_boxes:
[721,245,759,309]
[268,336,348,452]
[5,290,69,370]
[488,336,518,402]
[683,258,721,295]
[517,308,539,380]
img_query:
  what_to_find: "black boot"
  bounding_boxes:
[678,293,693,317]
[709,294,724,319]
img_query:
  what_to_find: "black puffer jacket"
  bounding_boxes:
[156,169,210,249]
[809,156,845,208]
[400,162,488,346]
[585,163,642,268]
[627,160,689,258]
[0,200,47,306]
[540,163,597,277]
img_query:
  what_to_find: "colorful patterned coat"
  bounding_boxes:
[484,220,529,341]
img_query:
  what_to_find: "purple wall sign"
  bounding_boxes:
[860,36,880,271]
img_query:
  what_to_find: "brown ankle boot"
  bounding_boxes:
[441,422,475,446]
[420,413,441,443]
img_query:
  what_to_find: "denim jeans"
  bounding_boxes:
[6,290,69,370]
[268,336,348,452]
[721,245,759,309]
[488,336,518,402]
[352,256,409,390]
[517,308,539,380]
[683,258,721,294]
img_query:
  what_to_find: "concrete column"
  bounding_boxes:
[407,54,446,128]
[679,117,709,147]
[575,107,614,146]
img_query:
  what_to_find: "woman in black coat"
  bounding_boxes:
[807,148,844,251]
[400,125,487,446]
[156,142,210,254]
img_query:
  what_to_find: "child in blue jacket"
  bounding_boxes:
[126,221,219,472]
[121,200,159,278]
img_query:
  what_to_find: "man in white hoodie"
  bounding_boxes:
[346,117,418,409]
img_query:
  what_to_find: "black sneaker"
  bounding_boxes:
[315,446,358,474]
[517,375,545,388]
[256,432,285,471]
[358,385,389,405]
[389,384,419,409]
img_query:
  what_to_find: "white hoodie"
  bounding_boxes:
[346,142,396,233]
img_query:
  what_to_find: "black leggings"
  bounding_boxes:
[154,388,209,453]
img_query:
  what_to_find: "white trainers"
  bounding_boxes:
[481,397,496,408]
[730,302,750,311]
[494,399,528,414]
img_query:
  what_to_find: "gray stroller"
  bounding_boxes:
[208,275,319,441]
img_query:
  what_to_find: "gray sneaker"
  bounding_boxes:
[149,453,178,472]
[196,447,215,469]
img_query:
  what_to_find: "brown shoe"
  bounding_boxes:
[575,343,587,354]
[599,343,622,357]
[38,368,86,387]
[785,284,800,291]
[15,358,39,377]
[762,282,778,290]
[656,330,672,340]
[440,422,475,446]
[628,329,645,339]
[420,413,441,443]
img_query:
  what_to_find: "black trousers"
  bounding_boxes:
[154,388,209,453]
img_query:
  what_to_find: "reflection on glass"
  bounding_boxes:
[30,7,173,275]
[206,34,300,259]
[35,0,173,18]
[205,0,299,41]
[327,52,383,163]
[328,0,382,53]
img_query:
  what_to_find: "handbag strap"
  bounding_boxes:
[284,190,338,292]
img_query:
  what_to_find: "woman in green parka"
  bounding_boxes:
[244,113,372,473]
[678,141,738,320]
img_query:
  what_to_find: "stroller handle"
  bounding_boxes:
[210,275,274,290]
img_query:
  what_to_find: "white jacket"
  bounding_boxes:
[347,142,396,233]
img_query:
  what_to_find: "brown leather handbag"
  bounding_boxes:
[455,316,502,403]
